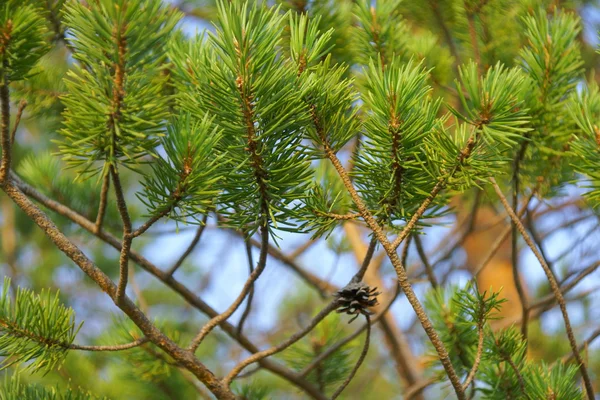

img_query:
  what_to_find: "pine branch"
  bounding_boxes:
[490,177,595,400]
[0,278,80,374]
[69,337,148,352]
[236,239,256,336]
[314,98,466,400]
[9,99,26,145]
[94,171,110,233]
[111,165,133,305]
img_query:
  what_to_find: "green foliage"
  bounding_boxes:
[58,0,181,177]
[0,278,81,374]
[518,8,584,192]
[11,49,67,124]
[526,362,585,400]
[139,114,222,223]
[425,285,504,376]
[233,381,272,400]
[170,1,313,235]
[427,285,585,399]
[0,1,49,83]
[452,61,530,145]
[354,58,443,227]
[4,0,600,397]
[299,162,353,238]
[288,13,333,74]
[0,372,103,400]
[431,62,531,191]
[353,0,406,65]
[569,81,600,205]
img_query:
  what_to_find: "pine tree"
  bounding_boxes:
[0,0,599,398]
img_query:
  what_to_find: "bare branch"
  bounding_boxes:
[223,300,339,386]
[353,235,378,281]
[414,234,438,288]
[0,67,11,184]
[165,215,208,277]
[9,99,26,145]
[94,171,110,233]
[111,165,133,305]
[236,239,255,336]
[490,177,595,400]
[189,226,269,352]
[70,337,149,351]
[331,314,371,399]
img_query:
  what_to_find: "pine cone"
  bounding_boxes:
[334,281,381,323]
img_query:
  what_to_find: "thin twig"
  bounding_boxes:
[330,314,371,399]
[223,301,340,385]
[189,226,269,352]
[69,337,149,351]
[9,99,26,145]
[236,239,255,336]
[353,235,378,281]
[511,177,529,343]
[94,171,110,233]
[490,177,595,400]
[462,299,485,391]
[472,190,537,277]
[165,215,208,277]
[561,327,600,364]
[0,67,11,184]
[223,216,335,296]
[131,208,171,238]
[111,165,133,305]
[414,234,438,288]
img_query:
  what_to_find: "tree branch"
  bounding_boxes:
[236,239,255,336]
[188,226,269,352]
[9,99,26,145]
[94,171,110,233]
[331,314,371,399]
[165,215,208,277]
[69,337,149,351]
[223,300,340,386]
[0,63,11,184]
[111,165,133,305]
[320,140,465,399]
[490,177,595,400]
